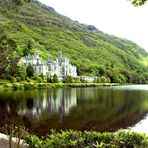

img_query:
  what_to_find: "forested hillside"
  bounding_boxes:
[0,0,148,83]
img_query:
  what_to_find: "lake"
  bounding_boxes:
[0,85,148,136]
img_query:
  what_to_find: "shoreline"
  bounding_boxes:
[0,82,119,90]
[0,133,28,148]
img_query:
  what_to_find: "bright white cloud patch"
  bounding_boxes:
[39,0,148,52]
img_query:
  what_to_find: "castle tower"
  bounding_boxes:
[58,51,62,65]
[34,52,39,59]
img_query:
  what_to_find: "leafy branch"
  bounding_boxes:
[129,0,148,6]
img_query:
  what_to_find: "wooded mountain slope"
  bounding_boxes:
[0,0,147,83]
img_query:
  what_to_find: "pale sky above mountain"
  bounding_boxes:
[39,0,148,52]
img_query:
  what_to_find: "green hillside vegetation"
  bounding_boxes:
[0,0,148,84]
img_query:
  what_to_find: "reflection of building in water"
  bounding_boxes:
[50,89,77,115]
[78,88,98,100]
[18,88,77,118]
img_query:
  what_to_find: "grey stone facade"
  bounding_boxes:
[20,51,77,79]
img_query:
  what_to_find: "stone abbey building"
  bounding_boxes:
[20,51,77,80]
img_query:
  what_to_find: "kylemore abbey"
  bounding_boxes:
[20,51,97,82]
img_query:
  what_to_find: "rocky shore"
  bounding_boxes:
[0,133,28,148]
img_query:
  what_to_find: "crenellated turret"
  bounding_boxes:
[58,51,62,65]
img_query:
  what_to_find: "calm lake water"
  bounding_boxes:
[0,85,148,136]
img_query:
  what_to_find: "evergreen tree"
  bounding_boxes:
[65,75,73,83]
[0,35,18,75]
[18,64,27,80]
[39,73,44,79]
[46,72,51,83]
[26,65,34,77]
[23,40,32,56]
[52,74,58,83]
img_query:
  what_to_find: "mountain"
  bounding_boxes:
[0,0,148,83]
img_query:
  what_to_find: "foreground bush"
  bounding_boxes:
[25,130,148,148]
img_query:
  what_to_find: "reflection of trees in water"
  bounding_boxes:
[0,99,25,134]
[71,89,148,131]
[26,98,34,110]
[0,88,147,136]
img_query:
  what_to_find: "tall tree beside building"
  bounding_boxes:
[18,64,27,80]
[53,74,58,83]
[26,65,34,77]
[0,35,18,75]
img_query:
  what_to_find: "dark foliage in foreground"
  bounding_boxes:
[25,130,148,148]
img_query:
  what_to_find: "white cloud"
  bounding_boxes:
[39,0,148,52]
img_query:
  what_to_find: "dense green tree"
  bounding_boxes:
[9,56,20,76]
[18,64,27,80]
[52,74,58,83]
[140,75,146,84]
[130,72,141,84]
[106,69,114,82]
[100,76,106,83]
[97,77,101,83]
[39,73,44,79]
[23,40,32,56]
[77,65,90,76]
[89,64,100,76]
[64,75,73,83]
[0,0,32,7]
[98,66,106,76]
[26,65,34,77]
[0,35,18,75]
[11,77,17,83]
[46,72,51,83]
[36,76,43,83]
[115,73,126,84]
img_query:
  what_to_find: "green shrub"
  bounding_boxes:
[51,83,64,88]
[39,73,44,79]
[36,76,43,83]
[73,78,81,83]
[18,65,27,80]
[26,135,44,148]
[23,83,33,89]
[0,82,7,85]
[32,74,38,80]
[16,76,21,82]
[25,130,148,148]
[26,77,31,82]
[33,75,43,83]
[12,83,24,90]
[4,83,13,88]
[6,75,12,80]
[100,76,108,83]
[63,75,73,83]
[11,77,17,83]
[43,79,47,83]
[38,83,48,88]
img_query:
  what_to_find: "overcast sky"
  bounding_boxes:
[39,0,148,52]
